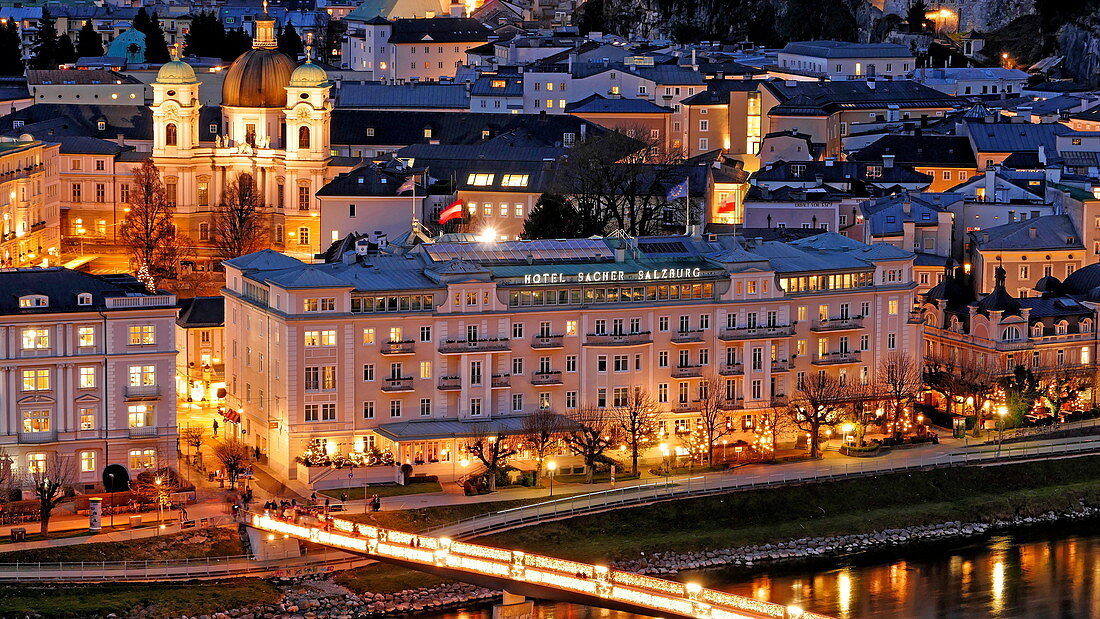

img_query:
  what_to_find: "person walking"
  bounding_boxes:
[212,419,219,437]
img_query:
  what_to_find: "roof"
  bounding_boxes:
[27,70,142,86]
[0,104,152,141]
[963,120,1076,153]
[0,268,169,314]
[760,79,958,113]
[316,163,425,198]
[471,74,524,98]
[177,296,224,328]
[565,94,672,114]
[388,17,492,44]
[780,41,913,59]
[344,0,445,21]
[970,214,1083,251]
[53,136,130,155]
[753,160,933,186]
[338,82,470,109]
[851,135,976,167]
[331,110,601,148]
[860,192,960,237]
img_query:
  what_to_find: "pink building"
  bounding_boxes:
[222,232,921,485]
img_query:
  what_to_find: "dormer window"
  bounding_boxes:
[18,295,48,308]
[76,293,92,306]
[366,127,375,137]
[1031,322,1044,337]
[1001,326,1021,342]
[467,173,495,186]
[791,164,806,176]
[423,127,433,139]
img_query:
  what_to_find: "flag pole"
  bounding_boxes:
[684,177,690,235]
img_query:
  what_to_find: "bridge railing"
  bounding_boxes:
[429,438,1100,538]
[244,510,832,619]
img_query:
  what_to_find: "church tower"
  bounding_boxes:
[284,48,333,162]
[151,51,201,156]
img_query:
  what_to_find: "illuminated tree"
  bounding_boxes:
[213,437,251,489]
[696,374,734,464]
[755,396,794,461]
[464,425,519,492]
[563,405,617,483]
[1038,367,1093,421]
[788,372,846,458]
[613,387,660,476]
[521,409,564,486]
[118,160,185,290]
[878,352,921,434]
[212,172,267,261]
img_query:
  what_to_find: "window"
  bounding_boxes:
[363,328,375,344]
[129,449,156,470]
[165,123,177,146]
[21,328,49,349]
[500,175,529,187]
[566,391,578,408]
[80,407,95,430]
[80,450,96,472]
[128,325,155,345]
[363,401,375,419]
[76,293,92,306]
[21,369,49,391]
[566,355,577,372]
[467,173,495,186]
[298,126,311,150]
[127,404,152,428]
[420,398,431,416]
[22,409,50,433]
[420,361,432,379]
[420,326,432,342]
[128,365,155,386]
[469,398,482,416]
[79,366,96,389]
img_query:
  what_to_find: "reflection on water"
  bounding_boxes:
[425,527,1100,618]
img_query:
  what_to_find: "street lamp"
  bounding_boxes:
[996,406,1008,455]
[107,472,115,529]
[155,476,163,533]
[546,460,556,497]
[840,422,854,446]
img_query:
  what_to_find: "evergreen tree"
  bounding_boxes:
[142,11,170,63]
[0,21,24,76]
[184,11,226,59]
[277,23,304,58]
[76,21,104,58]
[56,33,77,65]
[29,6,59,69]
[522,194,584,239]
[133,7,153,35]
[222,28,252,62]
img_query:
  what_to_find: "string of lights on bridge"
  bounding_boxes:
[244,511,833,619]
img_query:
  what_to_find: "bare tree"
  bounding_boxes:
[553,128,691,236]
[118,159,184,290]
[697,375,734,465]
[212,437,251,489]
[181,426,206,468]
[613,387,660,476]
[464,425,519,492]
[840,380,878,446]
[788,372,847,458]
[29,453,77,536]
[521,409,564,486]
[878,352,922,434]
[756,396,794,461]
[1038,366,1093,421]
[212,172,267,261]
[563,405,617,483]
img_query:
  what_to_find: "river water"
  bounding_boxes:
[425,526,1100,618]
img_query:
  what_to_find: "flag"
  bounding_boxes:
[666,179,689,201]
[439,199,464,225]
[397,175,417,194]
[719,200,737,213]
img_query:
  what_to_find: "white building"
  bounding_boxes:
[776,41,914,80]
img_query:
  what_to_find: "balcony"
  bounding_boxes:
[128,426,158,438]
[672,402,701,413]
[718,324,795,340]
[811,317,864,332]
[813,351,862,365]
[584,331,652,347]
[671,329,705,344]
[531,371,563,386]
[531,334,565,349]
[771,359,791,372]
[439,338,511,354]
[381,377,414,392]
[491,374,511,388]
[125,384,161,398]
[437,376,462,390]
[380,340,415,355]
[995,339,1035,351]
[672,364,703,378]
[718,363,744,376]
[18,430,57,444]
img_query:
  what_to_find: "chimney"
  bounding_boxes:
[985,168,996,199]
[116,134,125,147]
[902,200,911,215]
[1038,144,1047,165]
[614,245,626,262]
[882,154,895,169]
[814,173,824,185]
[1029,226,1037,239]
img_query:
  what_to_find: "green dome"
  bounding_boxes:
[289,61,329,88]
[157,59,197,85]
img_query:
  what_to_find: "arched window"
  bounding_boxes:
[298,125,310,150]
[1001,326,1021,341]
[1056,320,1069,335]
[1031,322,1044,337]
[1081,318,1093,333]
[198,222,210,241]
[165,123,177,147]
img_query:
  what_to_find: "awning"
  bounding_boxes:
[220,408,241,423]
[375,413,574,442]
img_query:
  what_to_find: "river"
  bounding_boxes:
[424,526,1100,618]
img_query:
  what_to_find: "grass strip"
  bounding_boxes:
[318,481,443,501]
[0,579,280,618]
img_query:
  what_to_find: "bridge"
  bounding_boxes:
[242,511,833,619]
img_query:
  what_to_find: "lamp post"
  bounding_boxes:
[546,460,556,497]
[997,406,1008,455]
[155,476,163,534]
[107,472,115,529]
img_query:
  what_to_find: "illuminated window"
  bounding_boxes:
[18,295,48,308]
[21,369,49,391]
[79,366,96,389]
[128,365,156,386]
[467,173,495,186]
[129,448,156,469]
[22,409,50,433]
[128,325,155,345]
[21,328,49,349]
[500,174,529,187]
[80,451,96,472]
[80,407,95,430]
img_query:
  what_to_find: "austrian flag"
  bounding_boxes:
[438,199,464,224]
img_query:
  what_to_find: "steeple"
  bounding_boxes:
[254,0,277,50]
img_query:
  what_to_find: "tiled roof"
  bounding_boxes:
[970,214,1083,251]
[565,94,672,114]
[388,18,492,44]
[780,40,913,59]
[851,135,976,167]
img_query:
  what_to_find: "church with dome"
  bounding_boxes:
[150,7,348,263]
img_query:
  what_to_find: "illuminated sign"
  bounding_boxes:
[522,267,705,285]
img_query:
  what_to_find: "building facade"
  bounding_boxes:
[222,232,921,484]
[0,268,178,492]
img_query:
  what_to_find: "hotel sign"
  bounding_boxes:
[522,267,706,284]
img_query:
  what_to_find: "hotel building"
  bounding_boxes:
[223,231,921,484]
[0,268,178,491]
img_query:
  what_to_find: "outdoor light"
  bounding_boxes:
[997,406,1008,417]
[840,423,854,434]
[787,606,804,619]
[476,227,499,243]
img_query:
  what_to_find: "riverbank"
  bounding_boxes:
[8,455,1100,617]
